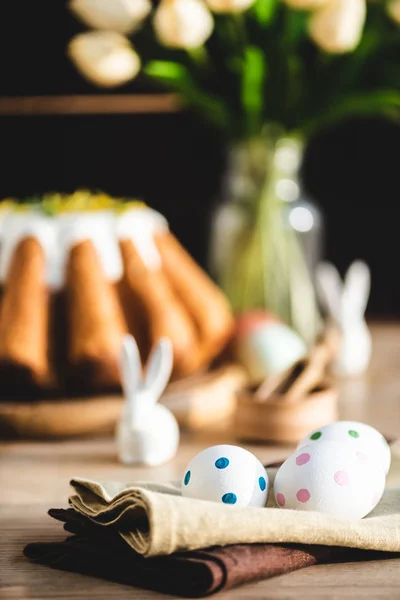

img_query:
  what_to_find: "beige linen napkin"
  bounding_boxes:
[69,441,400,557]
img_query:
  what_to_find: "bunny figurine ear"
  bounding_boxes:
[316,261,343,324]
[144,337,173,403]
[120,334,142,400]
[343,260,371,320]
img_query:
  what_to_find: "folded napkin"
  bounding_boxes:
[24,442,400,597]
[65,441,400,557]
[25,508,339,597]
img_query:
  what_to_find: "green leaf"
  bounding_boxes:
[143,60,231,130]
[284,9,309,45]
[325,90,400,119]
[304,90,400,133]
[144,60,189,82]
[252,0,278,26]
[241,45,266,134]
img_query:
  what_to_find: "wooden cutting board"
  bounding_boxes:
[0,364,246,439]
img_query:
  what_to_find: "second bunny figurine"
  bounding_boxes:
[316,260,372,377]
[116,334,180,466]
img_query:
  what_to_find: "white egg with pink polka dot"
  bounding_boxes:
[297,421,391,475]
[274,440,386,519]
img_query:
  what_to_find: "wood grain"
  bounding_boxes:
[1,323,400,599]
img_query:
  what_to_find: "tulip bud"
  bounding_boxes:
[205,0,255,14]
[153,0,214,49]
[388,0,400,24]
[69,0,151,34]
[282,0,329,8]
[68,31,141,87]
[309,0,366,54]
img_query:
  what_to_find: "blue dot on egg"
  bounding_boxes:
[259,476,266,491]
[222,492,237,504]
[184,471,191,485]
[215,457,230,469]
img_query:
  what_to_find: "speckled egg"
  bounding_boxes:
[274,440,386,519]
[297,421,391,475]
[181,444,269,507]
[232,311,307,382]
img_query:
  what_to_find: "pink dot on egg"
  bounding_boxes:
[296,489,310,503]
[356,451,368,463]
[276,493,286,506]
[334,470,349,486]
[296,453,311,466]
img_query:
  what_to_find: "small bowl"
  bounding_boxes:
[234,382,338,444]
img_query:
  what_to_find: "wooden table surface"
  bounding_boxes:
[2,323,400,600]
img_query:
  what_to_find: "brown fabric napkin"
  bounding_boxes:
[24,442,400,596]
[65,441,400,557]
[24,508,339,597]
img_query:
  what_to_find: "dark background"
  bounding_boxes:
[1,1,399,316]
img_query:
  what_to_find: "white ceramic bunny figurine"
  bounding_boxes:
[316,260,372,377]
[116,334,180,466]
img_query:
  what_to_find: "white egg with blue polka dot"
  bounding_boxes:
[181,444,269,507]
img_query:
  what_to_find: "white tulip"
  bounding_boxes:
[68,31,141,87]
[69,0,151,34]
[205,0,255,14]
[153,0,213,49]
[388,0,400,24]
[282,0,329,9]
[309,0,366,54]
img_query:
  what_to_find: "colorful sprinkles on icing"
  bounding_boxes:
[259,476,266,491]
[215,457,230,469]
[310,431,322,440]
[184,471,191,485]
[222,492,237,504]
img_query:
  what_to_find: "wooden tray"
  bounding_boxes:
[0,364,246,439]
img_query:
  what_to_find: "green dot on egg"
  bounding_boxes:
[310,431,322,440]
[348,430,360,438]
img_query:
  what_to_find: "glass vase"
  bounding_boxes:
[209,130,322,345]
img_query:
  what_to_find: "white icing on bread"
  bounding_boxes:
[0,206,168,289]
[0,211,58,283]
[58,210,124,284]
[117,206,168,270]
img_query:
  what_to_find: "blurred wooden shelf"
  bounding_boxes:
[0,94,182,116]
